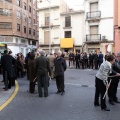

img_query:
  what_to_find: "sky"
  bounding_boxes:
[64,0,84,10]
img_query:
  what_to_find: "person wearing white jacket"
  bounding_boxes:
[94,55,116,111]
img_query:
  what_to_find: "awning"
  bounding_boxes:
[60,38,74,48]
[0,43,5,46]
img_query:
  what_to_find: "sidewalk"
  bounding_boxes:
[0,75,15,107]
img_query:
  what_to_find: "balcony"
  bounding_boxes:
[40,21,53,28]
[86,34,101,43]
[86,11,101,21]
[40,21,60,29]
[5,0,12,3]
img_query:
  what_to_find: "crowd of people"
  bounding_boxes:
[0,50,67,97]
[0,49,120,112]
[68,51,106,69]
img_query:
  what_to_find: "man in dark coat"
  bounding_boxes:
[28,53,36,93]
[98,51,103,67]
[1,50,16,90]
[35,51,51,97]
[75,52,80,69]
[94,52,99,69]
[89,52,94,69]
[69,51,74,66]
[54,51,67,95]
[108,52,120,105]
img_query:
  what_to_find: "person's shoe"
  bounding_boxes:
[101,107,110,111]
[114,100,120,103]
[56,91,61,94]
[44,94,48,97]
[61,91,65,96]
[94,103,100,106]
[39,95,42,97]
[109,101,115,105]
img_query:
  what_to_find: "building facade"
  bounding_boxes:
[84,0,114,54]
[37,0,69,54]
[0,0,38,56]
[60,10,84,53]
[114,0,120,54]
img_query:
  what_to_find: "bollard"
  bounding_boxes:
[5,71,8,91]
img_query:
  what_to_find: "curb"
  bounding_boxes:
[0,80,19,111]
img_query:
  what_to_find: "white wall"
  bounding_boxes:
[99,19,113,41]
[72,13,84,45]
[60,12,84,46]
[99,0,113,18]
[8,46,20,56]
[38,3,61,45]
[84,0,114,41]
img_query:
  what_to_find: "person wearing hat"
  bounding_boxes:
[108,52,120,105]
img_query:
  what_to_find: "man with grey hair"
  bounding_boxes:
[35,50,51,97]
[54,51,67,95]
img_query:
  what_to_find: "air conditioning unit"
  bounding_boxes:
[102,36,107,41]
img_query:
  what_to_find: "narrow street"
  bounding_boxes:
[0,69,120,120]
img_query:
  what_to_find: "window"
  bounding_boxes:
[20,48,24,55]
[37,31,39,36]
[24,26,26,33]
[33,29,35,35]
[33,19,35,24]
[44,31,50,44]
[5,0,12,3]
[17,23,20,31]
[17,0,20,7]
[0,8,12,16]
[23,14,27,21]
[16,38,19,43]
[90,2,98,12]
[90,25,98,34]
[29,6,31,13]
[33,0,36,4]
[65,31,71,38]
[0,22,12,29]
[29,28,31,34]
[65,16,71,27]
[32,41,36,45]
[29,17,31,23]
[17,11,21,19]
[24,2,27,10]
[33,9,35,14]
[45,13,50,26]
[21,39,26,43]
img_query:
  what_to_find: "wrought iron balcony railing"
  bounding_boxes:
[86,11,101,20]
[86,34,101,42]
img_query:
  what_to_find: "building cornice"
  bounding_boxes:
[37,5,59,11]
[60,10,84,16]
[39,25,60,29]
[101,17,113,20]
[40,44,60,47]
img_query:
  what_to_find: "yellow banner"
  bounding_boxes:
[60,38,73,48]
[0,44,5,46]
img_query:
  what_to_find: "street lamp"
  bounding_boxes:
[39,0,51,54]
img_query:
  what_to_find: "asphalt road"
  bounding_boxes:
[0,69,120,120]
